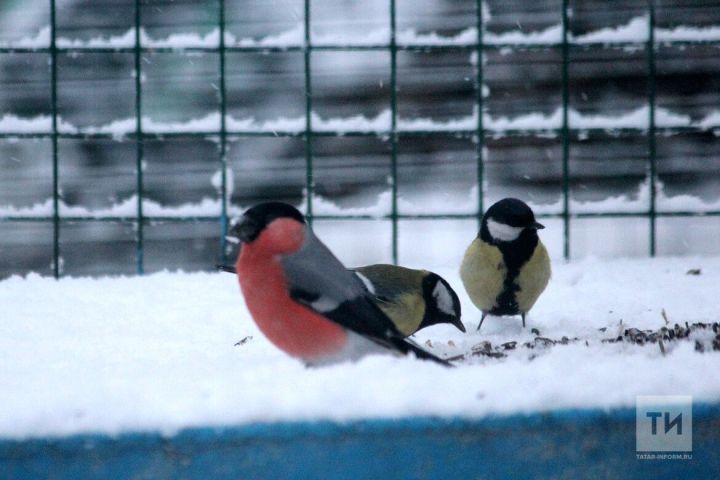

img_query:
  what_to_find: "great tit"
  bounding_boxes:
[227,202,452,367]
[460,198,550,330]
[351,264,465,336]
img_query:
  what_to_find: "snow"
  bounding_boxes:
[572,16,648,44]
[74,118,137,140]
[226,115,306,133]
[397,27,477,46]
[3,177,720,221]
[57,29,136,49]
[314,29,390,46]
[310,191,392,217]
[313,111,391,133]
[656,24,720,42]
[140,28,221,49]
[5,16,720,51]
[0,26,50,48]
[1,255,718,440]
[697,111,720,129]
[0,114,52,134]
[0,198,54,217]
[236,25,304,48]
[2,106,712,138]
[485,24,563,45]
[142,113,221,134]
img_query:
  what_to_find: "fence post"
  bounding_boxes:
[303,0,314,226]
[134,0,145,274]
[647,0,657,257]
[561,0,571,260]
[50,0,60,278]
[390,0,398,265]
[475,0,485,227]
[219,0,229,264]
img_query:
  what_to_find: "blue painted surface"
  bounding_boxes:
[1,404,718,479]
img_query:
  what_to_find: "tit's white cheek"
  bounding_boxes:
[432,282,456,317]
[487,219,523,242]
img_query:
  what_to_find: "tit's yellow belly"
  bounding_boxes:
[460,238,550,314]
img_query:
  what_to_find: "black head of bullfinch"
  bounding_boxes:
[351,264,465,336]
[460,198,551,331]
[227,202,452,367]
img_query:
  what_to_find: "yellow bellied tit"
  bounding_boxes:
[351,264,465,337]
[460,198,550,331]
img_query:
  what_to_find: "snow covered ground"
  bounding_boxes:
[1,254,719,440]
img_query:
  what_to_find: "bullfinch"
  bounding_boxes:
[219,262,465,337]
[227,202,452,367]
[460,198,550,331]
[351,265,465,336]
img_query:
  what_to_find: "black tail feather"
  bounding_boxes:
[391,338,455,368]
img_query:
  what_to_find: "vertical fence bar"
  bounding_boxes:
[134,0,144,274]
[49,0,60,278]
[389,0,398,265]
[647,0,657,257]
[218,0,229,264]
[561,0,571,260]
[303,0,314,225]
[475,0,484,226]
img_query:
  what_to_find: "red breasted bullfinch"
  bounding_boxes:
[227,202,452,367]
[460,198,551,331]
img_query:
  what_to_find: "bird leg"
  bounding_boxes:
[521,313,526,328]
[477,312,488,331]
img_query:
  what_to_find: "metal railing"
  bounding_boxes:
[1,0,719,278]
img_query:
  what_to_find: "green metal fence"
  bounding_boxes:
[1,0,719,278]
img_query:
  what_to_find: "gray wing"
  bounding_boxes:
[280,227,453,366]
[280,226,368,312]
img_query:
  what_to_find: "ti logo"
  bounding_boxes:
[636,395,692,453]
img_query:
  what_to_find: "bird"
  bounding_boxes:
[460,198,551,331]
[219,263,465,337]
[226,201,452,367]
[351,264,465,336]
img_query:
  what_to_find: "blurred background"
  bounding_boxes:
[0,0,719,278]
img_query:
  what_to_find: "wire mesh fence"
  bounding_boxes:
[0,0,719,278]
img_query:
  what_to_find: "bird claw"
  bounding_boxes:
[476,312,488,331]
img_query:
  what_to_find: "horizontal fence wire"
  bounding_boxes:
[1,0,720,277]
[0,126,716,140]
[1,38,720,54]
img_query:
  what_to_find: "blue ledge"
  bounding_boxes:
[1,404,718,479]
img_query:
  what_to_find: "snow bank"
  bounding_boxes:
[2,178,720,225]
[6,15,720,51]
[1,105,717,137]
[1,256,718,440]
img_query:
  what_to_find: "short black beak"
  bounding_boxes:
[533,221,545,230]
[216,264,237,274]
[230,215,259,243]
[451,316,467,333]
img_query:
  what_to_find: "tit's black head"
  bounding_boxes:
[480,198,544,243]
[484,198,542,228]
[230,202,306,243]
[420,273,465,333]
